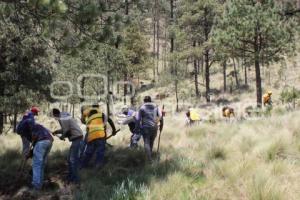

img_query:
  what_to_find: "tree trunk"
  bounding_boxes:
[170,0,174,74]
[4,112,8,124]
[254,23,262,108]
[153,21,156,79]
[223,60,227,92]
[163,25,167,72]
[255,57,262,107]
[205,50,210,102]
[125,0,129,15]
[156,0,160,76]
[193,41,200,97]
[0,112,3,134]
[80,77,85,102]
[107,71,110,116]
[175,80,179,112]
[232,58,240,89]
[129,74,135,106]
[244,64,248,86]
[123,72,127,105]
[13,111,17,133]
[197,59,200,74]
[267,64,271,86]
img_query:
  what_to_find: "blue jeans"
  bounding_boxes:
[79,135,88,159]
[68,139,81,183]
[32,140,52,190]
[81,139,106,168]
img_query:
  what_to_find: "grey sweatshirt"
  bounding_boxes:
[58,112,83,141]
[137,103,162,128]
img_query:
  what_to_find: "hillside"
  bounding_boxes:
[1,0,300,199]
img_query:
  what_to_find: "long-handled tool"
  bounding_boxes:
[106,129,120,140]
[157,129,162,153]
[17,144,33,182]
[105,129,120,148]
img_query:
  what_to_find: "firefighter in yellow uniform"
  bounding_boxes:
[185,108,200,126]
[222,106,235,118]
[80,104,116,168]
[263,91,273,107]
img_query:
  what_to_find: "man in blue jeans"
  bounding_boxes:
[31,123,53,190]
[80,104,117,169]
[52,108,83,184]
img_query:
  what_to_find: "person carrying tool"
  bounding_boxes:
[80,104,117,169]
[31,123,53,190]
[118,106,140,148]
[136,96,163,162]
[222,106,235,119]
[263,91,273,107]
[52,108,83,184]
[16,106,40,157]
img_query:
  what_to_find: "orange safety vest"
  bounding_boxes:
[263,94,271,104]
[85,109,106,142]
[223,108,234,118]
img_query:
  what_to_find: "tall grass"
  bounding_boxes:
[1,111,300,199]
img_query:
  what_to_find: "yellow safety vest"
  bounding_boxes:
[190,109,200,121]
[223,108,234,118]
[223,109,230,117]
[85,108,106,142]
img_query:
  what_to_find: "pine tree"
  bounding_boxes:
[178,0,221,102]
[214,0,296,107]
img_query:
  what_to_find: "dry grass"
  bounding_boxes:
[1,109,300,200]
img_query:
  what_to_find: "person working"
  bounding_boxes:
[136,96,163,161]
[52,108,83,184]
[80,104,117,169]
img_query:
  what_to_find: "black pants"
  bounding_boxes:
[142,127,158,161]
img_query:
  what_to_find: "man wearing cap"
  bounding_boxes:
[136,96,163,161]
[16,106,40,158]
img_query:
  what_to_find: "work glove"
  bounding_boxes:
[59,136,65,141]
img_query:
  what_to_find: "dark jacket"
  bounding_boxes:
[32,124,53,144]
[137,103,162,128]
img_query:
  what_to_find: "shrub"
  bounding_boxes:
[279,87,300,108]
[265,140,288,161]
[248,175,283,200]
[206,145,226,161]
